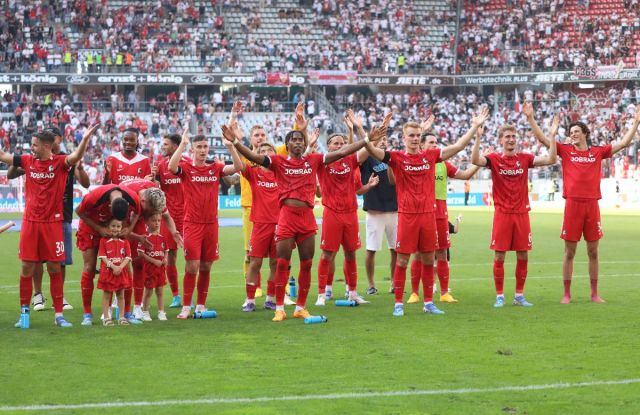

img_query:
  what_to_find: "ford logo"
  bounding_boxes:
[66,75,90,84]
[191,75,215,84]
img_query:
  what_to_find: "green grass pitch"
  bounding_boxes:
[1,208,639,414]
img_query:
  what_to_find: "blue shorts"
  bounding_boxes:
[63,221,73,266]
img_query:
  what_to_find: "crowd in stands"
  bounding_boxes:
[458,0,640,73]
[3,84,640,183]
[0,0,237,74]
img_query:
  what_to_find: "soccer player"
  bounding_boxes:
[7,126,90,311]
[358,123,398,295]
[227,140,280,311]
[76,183,141,325]
[137,213,168,321]
[103,127,151,184]
[407,126,481,304]
[157,133,187,308]
[0,125,98,328]
[169,129,237,319]
[525,103,640,303]
[364,109,490,316]
[226,102,389,322]
[471,114,558,307]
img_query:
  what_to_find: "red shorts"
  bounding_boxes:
[320,208,361,252]
[561,199,602,242]
[143,264,166,289]
[98,268,132,292]
[160,219,181,251]
[436,217,451,250]
[19,220,65,262]
[77,228,100,252]
[249,222,277,259]
[183,222,219,262]
[396,212,438,254]
[490,211,532,251]
[274,205,317,245]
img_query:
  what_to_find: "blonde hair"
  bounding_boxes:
[257,142,276,153]
[250,125,266,135]
[402,121,421,135]
[498,125,517,139]
[145,188,166,213]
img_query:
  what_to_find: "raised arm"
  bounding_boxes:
[66,124,99,166]
[453,163,481,180]
[612,105,640,155]
[293,102,309,144]
[327,113,391,164]
[0,147,15,166]
[363,112,393,162]
[222,122,247,172]
[524,102,552,148]
[169,127,189,174]
[344,114,354,144]
[471,126,488,167]
[441,107,490,160]
[533,116,558,167]
[75,160,90,188]
[356,173,379,195]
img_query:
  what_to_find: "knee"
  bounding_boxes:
[344,251,356,261]
[587,247,598,260]
[396,257,409,268]
[564,247,576,261]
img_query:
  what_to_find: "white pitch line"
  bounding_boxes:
[1,378,638,412]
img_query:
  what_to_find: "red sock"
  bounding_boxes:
[317,257,330,294]
[124,287,132,313]
[133,261,144,306]
[327,267,335,286]
[275,259,290,306]
[182,272,197,307]
[563,279,572,297]
[80,271,94,314]
[493,259,505,295]
[590,278,598,297]
[196,269,210,305]
[296,259,312,307]
[436,260,449,293]
[410,259,421,294]
[49,271,64,313]
[345,257,357,291]
[267,279,276,297]
[166,264,179,296]
[393,264,407,303]
[246,283,257,300]
[515,258,528,294]
[421,263,435,303]
[257,271,262,289]
[20,275,32,307]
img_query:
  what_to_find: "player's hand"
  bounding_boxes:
[172,231,184,248]
[420,113,435,133]
[308,128,320,149]
[475,125,484,139]
[98,226,110,238]
[180,125,190,147]
[113,266,121,276]
[231,100,243,119]
[456,214,462,223]
[523,102,534,119]
[550,114,560,137]
[472,107,490,126]
[141,236,153,250]
[343,114,353,132]
[367,173,380,187]
[161,257,168,266]
[294,102,308,131]
[221,124,236,147]
[368,113,392,142]
[346,109,364,130]
[634,104,640,123]
[82,123,100,141]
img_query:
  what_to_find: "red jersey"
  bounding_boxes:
[105,151,151,184]
[485,152,535,213]
[267,153,324,208]
[98,237,132,266]
[15,154,70,222]
[77,184,141,234]
[156,156,186,224]
[386,149,442,214]
[557,143,612,200]
[119,177,158,194]
[317,153,359,213]
[242,166,279,224]
[177,160,225,223]
[137,233,168,263]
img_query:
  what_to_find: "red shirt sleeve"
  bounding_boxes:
[445,161,458,177]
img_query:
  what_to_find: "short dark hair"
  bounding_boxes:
[124,127,140,135]
[192,134,207,143]
[285,130,304,145]
[45,126,62,138]
[111,198,129,220]
[164,134,181,146]
[420,132,437,144]
[326,133,345,145]
[33,131,56,144]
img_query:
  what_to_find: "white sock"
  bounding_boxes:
[295,305,304,312]
[247,299,255,304]
[55,312,63,318]
[326,285,332,292]
[276,305,284,311]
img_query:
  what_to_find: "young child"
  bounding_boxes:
[137,213,168,321]
[98,219,132,326]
